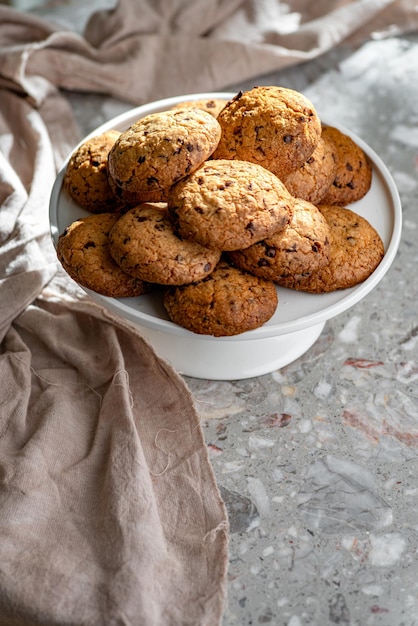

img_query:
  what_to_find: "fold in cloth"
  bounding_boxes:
[0,1,417,624]
[1,0,417,107]
[1,298,228,626]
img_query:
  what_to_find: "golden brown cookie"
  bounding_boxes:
[108,204,221,285]
[281,135,337,204]
[107,108,222,203]
[56,213,151,297]
[278,204,384,292]
[172,98,228,118]
[63,130,124,213]
[212,86,322,178]
[168,159,294,251]
[227,198,331,282]
[320,126,372,205]
[163,261,278,337]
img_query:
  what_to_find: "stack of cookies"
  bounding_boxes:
[57,86,384,337]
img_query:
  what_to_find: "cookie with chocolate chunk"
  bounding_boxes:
[172,97,228,118]
[163,261,278,336]
[107,174,152,208]
[63,130,124,213]
[168,159,294,251]
[107,108,221,203]
[320,126,372,205]
[108,204,221,285]
[212,86,322,178]
[228,198,331,282]
[279,204,384,292]
[56,213,151,297]
[281,135,337,204]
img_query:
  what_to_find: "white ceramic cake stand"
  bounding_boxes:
[49,93,402,380]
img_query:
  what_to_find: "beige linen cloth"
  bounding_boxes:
[0,1,416,624]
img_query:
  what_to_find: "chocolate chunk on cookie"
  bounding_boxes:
[168,159,294,251]
[212,86,322,178]
[321,126,372,206]
[107,108,222,203]
[56,213,151,297]
[228,198,331,282]
[108,204,221,285]
[163,261,278,336]
[279,204,384,292]
[63,130,124,213]
[281,135,337,204]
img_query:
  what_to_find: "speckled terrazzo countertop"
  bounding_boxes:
[22,2,417,621]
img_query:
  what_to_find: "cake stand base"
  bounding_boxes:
[137,321,326,380]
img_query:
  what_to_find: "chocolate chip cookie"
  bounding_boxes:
[281,134,337,204]
[163,261,278,336]
[320,126,372,205]
[168,159,294,251]
[107,108,222,203]
[56,213,151,297]
[63,130,124,213]
[212,86,322,178]
[108,204,221,285]
[172,97,228,118]
[279,204,384,292]
[228,198,331,282]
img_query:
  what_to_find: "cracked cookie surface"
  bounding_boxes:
[212,86,321,178]
[56,213,151,297]
[279,204,384,292]
[63,130,124,213]
[108,204,221,285]
[107,108,221,203]
[168,159,294,251]
[320,126,372,205]
[281,134,337,204]
[228,198,331,282]
[163,261,278,336]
